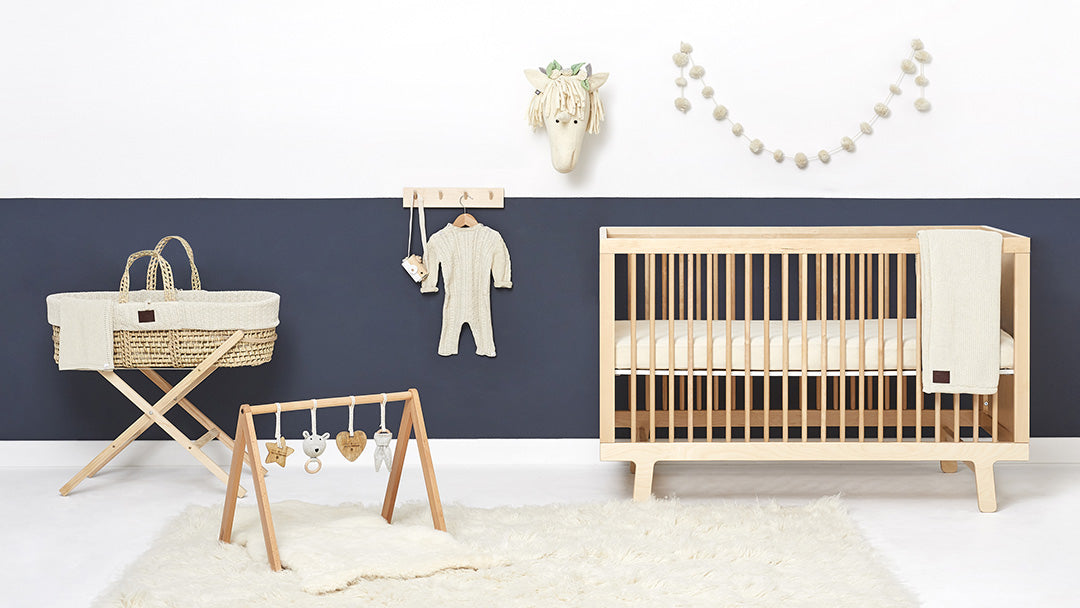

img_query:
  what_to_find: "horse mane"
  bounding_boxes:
[527,73,605,134]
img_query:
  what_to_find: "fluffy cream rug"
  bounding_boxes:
[94,498,916,607]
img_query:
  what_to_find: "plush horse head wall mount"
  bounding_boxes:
[525,61,609,173]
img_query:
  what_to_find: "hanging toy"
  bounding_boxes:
[302,399,330,474]
[373,393,393,472]
[264,402,294,468]
[335,395,368,462]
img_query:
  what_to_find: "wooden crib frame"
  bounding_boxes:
[599,226,1030,512]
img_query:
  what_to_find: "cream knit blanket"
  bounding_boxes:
[917,229,1003,394]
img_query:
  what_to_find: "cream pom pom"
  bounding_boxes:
[874,103,890,118]
[915,75,929,87]
[841,136,855,152]
[890,84,902,95]
[701,86,714,99]
[794,152,808,169]
[689,65,705,79]
[860,122,873,135]
[713,105,728,121]
[675,77,687,87]
[818,150,831,163]
[749,139,764,154]
[675,97,691,112]
[901,59,916,74]
[731,122,744,136]
[673,53,689,67]
[914,97,931,112]
[773,149,784,162]
[911,38,924,51]
[914,50,932,64]
[680,42,694,53]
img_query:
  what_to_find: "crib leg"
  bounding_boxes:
[940,460,958,473]
[972,460,998,513]
[632,460,656,502]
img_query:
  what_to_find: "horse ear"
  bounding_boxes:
[524,69,549,92]
[586,72,609,91]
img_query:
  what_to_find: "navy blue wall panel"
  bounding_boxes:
[1,199,1076,439]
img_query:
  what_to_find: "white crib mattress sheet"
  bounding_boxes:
[614,319,1014,371]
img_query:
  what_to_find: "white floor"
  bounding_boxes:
[1,441,1078,607]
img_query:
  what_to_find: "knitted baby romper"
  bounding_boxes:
[421,223,512,356]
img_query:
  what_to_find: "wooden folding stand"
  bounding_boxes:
[218,388,445,572]
[59,330,264,497]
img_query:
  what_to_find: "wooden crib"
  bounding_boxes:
[599,226,1030,512]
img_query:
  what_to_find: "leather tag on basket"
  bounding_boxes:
[933,370,950,383]
[138,309,155,323]
[336,430,367,462]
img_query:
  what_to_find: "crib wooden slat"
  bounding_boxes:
[662,254,668,418]
[915,252,925,442]
[898,253,908,441]
[832,254,840,412]
[800,253,809,442]
[696,254,703,415]
[992,392,999,442]
[935,393,941,442]
[745,254,753,441]
[726,254,734,442]
[849,253,858,416]
[687,254,694,442]
[858,254,866,442]
[629,254,637,443]
[763,253,771,442]
[953,393,961,442]
[648,254,656,443]
[782,254,790,442]
[877,253,885,442]
[820,255,827,442]
[678,255,686,412]
[839,253,847,442]
[707,254,714,441]
[884,254,891,414]
[668,254,675,441]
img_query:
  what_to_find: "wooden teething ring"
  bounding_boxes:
[304,458,322,474]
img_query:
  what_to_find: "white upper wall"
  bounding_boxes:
[2,0,1078,198]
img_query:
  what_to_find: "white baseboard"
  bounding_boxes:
[1,437,1077,469]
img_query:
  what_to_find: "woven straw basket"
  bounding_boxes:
[49,236,278,369]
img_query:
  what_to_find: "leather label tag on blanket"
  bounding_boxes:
[933,370,950,383]
[138,309,155,323]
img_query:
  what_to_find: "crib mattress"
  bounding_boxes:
[614,319,1014,372]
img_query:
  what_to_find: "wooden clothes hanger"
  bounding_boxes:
[452,193,478,227]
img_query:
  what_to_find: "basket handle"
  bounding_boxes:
[121,250,176,303]
[146,235,201,291]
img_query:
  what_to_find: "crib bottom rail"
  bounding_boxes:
[601,441,1028,512]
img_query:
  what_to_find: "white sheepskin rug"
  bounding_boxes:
[94,497,916,607]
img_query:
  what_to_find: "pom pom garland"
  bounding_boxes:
[672,39,931,170]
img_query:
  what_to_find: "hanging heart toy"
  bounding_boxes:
[336,395,367,462]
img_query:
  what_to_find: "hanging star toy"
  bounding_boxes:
[264,436,294,468]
